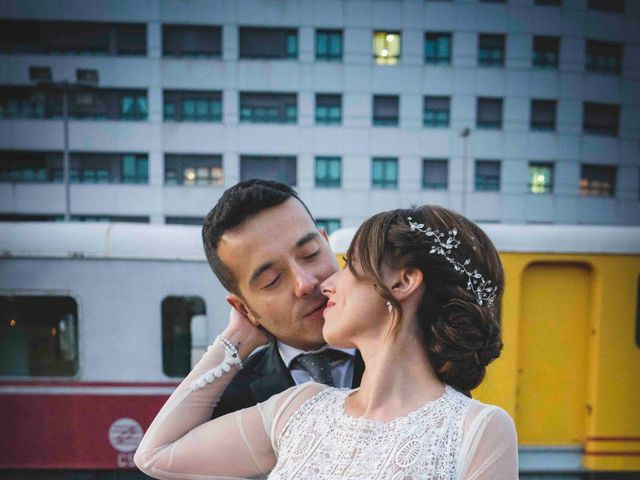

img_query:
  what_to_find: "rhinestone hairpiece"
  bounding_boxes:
[407,217,497,306]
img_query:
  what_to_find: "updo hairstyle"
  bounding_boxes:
[346,205,504,392]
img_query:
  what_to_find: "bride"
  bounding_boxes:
[134,205,518,479]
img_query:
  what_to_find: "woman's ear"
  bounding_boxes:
[226,294,260,327]
[389,268,424,301]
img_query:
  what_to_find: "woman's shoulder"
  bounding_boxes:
[463,399,517,439]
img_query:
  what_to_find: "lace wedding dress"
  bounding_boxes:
[135,342,518,480]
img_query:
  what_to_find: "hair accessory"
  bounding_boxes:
[386,300,393,313]
[190,335,243,392]
[407,217,497,306]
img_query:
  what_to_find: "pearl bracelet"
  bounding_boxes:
[190,336,243,392]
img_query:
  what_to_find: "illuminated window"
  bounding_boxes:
[423,159,448,190]
[373,31,401,65]
[528,162,553,194]
[531,100,557,131]
[580,164,617,197]
[316,218,341,234]
[372,157,398,189]
[475,160,501,191]
[0,296,78,377]
[164,154,223,186]
[315,156,341,188]
[162,296,208,377]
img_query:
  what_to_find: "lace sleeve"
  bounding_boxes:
[456,403,519,480]
[134,341,320,480]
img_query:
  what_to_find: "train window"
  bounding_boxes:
[0,295,78,377]
[161,296,208,377]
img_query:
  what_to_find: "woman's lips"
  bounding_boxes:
[323,301,335,315]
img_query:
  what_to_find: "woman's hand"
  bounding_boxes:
[219,299,273,360]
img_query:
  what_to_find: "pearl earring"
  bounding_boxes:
[386,301,393,313]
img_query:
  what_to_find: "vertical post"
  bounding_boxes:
[460,128,470,216]
[62,82,70,222]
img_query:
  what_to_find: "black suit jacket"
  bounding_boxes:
[213,342,365,419]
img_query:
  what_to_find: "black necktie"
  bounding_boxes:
[290,350,352,387]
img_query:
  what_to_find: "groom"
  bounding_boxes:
[202,179,365,418]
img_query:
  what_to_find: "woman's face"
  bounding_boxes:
[320,255,388,348]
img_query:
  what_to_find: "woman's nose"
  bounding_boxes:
[320,270,338,296]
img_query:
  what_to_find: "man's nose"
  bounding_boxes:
[292,265,318,297]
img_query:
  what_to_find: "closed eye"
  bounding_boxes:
[304,249,320,260]
[263,275,280,289]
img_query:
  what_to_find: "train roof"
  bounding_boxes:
[0,222,639,260]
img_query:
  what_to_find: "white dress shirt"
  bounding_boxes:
[277,341,356,388]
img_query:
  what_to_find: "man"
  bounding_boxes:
[202,179,365,418]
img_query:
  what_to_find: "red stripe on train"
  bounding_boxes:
[0,380,180,388]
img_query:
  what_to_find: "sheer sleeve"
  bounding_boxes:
[134,341,325,480]
[456,402,519,480]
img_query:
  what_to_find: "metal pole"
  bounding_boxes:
[460,128,470,216]
[62,82,70,222]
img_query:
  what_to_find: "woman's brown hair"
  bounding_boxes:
[346,205,504,392]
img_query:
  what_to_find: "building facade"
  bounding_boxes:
[0,0,639,229]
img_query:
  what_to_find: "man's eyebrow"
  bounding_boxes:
[249,261,275,287]
[295,232,320,248]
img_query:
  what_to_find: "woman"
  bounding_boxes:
[134,205,518,479]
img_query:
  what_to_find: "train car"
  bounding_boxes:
[331,224,640,479]
[1,221,639,479]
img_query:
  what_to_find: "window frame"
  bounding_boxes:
[164,153,224,186]
[162,24,222,58]
[372,95,400,126]
[373,31,401,65]
[315,29,343,61]
[239,27,298,60]
[371,157,398,189]
[476,97,503,130]
[528,162,554,194]
[422,159,449,190]
[423,96,450,128]
[530,99,557,131]
[424,32,452,65]
[315,156,342,188]
[315,94,342,125]
[475,160,501,192]
[163,90,222,123]
[478,33,506,67]
[239,92,297,124]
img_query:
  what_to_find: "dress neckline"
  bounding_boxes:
[337,384,453,428]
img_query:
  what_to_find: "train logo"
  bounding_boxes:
[108,418,144,453]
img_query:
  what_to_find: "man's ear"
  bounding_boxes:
[226,294,260,327]
[319,227,329,242]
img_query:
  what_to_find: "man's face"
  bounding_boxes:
[217,198,339,350]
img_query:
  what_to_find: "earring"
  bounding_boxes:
[386,301,393,313]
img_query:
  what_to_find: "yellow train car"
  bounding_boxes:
[329,224,640,479]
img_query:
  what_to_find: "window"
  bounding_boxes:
[315,94,342,125]
[163,25,222,58]
[0,214,63,222]
[531,100,557,131]
[0,151,61,183]
[529,162,554,193]
[163,90,222,122]
[373,31,401,65]
[162,296,208,377]
[0,87,58,119]
[533,36,559,69]
[55,153,147,184]
[535,0,561,4]
[71,215,149,223]
[69,89,147,120]
[477,97,503,129]
[316,219,341,235]
[425,33,452,65]
[423,159,448,190]
[372,157,398,189]
[0,295,78,377]
[480,0,506,3]
[240,92,297,124]
[478,34,505,66]
[315,156,341,188]
[580,165,616,197]
[588,0,624,13]
[0,20,146,56]
[475,160,501,191]
[316,29,342,61]
[165,217,204,225]
[240,155,297,186]
[373,95,399,126]
[164,154,223,186]
[583,102,619,136]
[586,40,623,74]
[423,96,450,127]
[239,27,297,59]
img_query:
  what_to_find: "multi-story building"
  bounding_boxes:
[0,0,639,230]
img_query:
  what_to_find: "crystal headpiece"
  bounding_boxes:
[407,217,497,306]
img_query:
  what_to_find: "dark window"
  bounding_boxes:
[586,40,623,74]
[531,100,557,131]
[71,215,149,223]
[0,20,146,56]
[65,89,147,121]
[316,219,341,235]
[475,160,501,191]
[373,31,401,65]
[425,32,452,65]
[478,34,505,66]
[533,36,559,69]
[372,157,398,189]
[162,296,207,377]
[315,94,342,125]
[373,95,399,126]
[165,216,204,225]
[163,25,222,58]
[164,154,223,186]
[240,155,297,186]
[588,0,624,13]
[535,0,561,5]
[316,29,342,61]
[580,164,617,197]
[0,296,79,377]
[477,97,503,129]
[0,214,63,222]
[422,159,448,190]
[45,152,149,184]
[583,102,619,136]
[240,92,297,124]
[239,27,297,59]
[163,90,222,122]
[315,156,341,188]
[529,162,554,193]
[423,96,450,127]
[0,151,61,183]
[480,0,506,3]
[0,87,62,119]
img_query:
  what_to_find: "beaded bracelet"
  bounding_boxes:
[190,335,243,392]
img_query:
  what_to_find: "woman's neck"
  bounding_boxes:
[347,327,445,423]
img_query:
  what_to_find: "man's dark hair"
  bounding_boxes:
[202,179,313,294]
